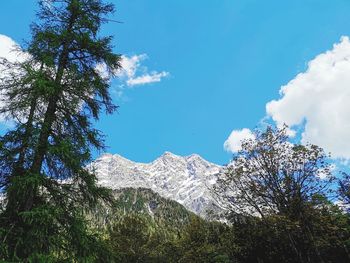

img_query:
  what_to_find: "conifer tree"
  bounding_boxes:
[0,0,121,261]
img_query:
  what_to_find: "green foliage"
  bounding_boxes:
[105,188,350,263]
[213,126,350,262]
[339,173,350,213]
[107,213,233,263]
[176,217,231,263]
[109,214,158,262]
[215,125,334,219]
[0,0,120,261]
[102,188,233,262]
[228,204,350,263]
[109,188,194,234]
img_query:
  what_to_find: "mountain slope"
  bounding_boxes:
[91,152,222,217]
[110,187,195,233]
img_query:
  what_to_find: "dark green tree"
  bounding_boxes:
[228,200,350,263]
[177,217,231,263]
[0,0,121,261]
[109,214,154,262]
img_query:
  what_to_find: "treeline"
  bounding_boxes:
[100,201,350,262]
[106,214,232,263]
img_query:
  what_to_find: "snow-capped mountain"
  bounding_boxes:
[91,152,222,217]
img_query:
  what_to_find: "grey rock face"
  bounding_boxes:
[91,152,222,217]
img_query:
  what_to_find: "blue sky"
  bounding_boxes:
[1,0,350,165]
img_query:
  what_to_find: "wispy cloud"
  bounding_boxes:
[116,54,169,87]
[96,53,170,97]
[126,71,169,86]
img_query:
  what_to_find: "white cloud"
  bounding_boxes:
[0,34,31,124]
[117,54,147,79]
[127,71,169,86]
[0,34,168,123]
[0,36,169,88]
[266,36,350,159]
[96,54,169,93]
[224,128,255,153]
[116,54,169,87]
[317,164,336,180]
[95,62,110,80]
[0,34,28,64]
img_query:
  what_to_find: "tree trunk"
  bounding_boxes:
[15,88,39,175]
[30,10,77,176]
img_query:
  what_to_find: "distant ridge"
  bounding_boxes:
[91,152,222,217]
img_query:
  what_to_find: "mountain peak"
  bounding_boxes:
[186,153,203,161]
[96,151,216,166]
[161,151,178,157]
[92,152,222,216]
[154,151,183,164]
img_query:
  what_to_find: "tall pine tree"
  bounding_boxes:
[0,0,121,261]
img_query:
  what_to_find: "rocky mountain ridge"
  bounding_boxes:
[91,152,223,216]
